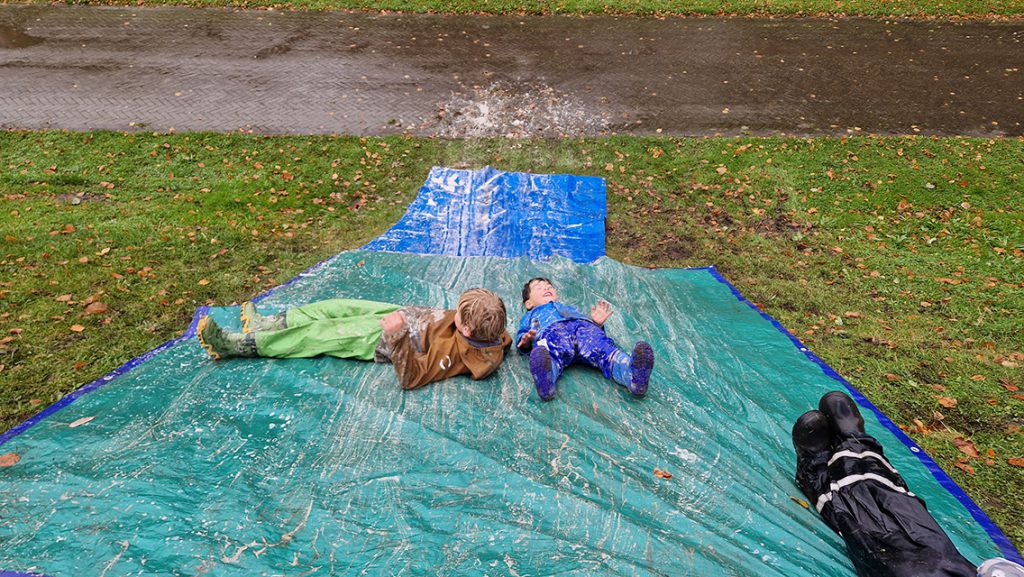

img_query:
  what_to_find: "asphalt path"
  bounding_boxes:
[0,5,1021,136]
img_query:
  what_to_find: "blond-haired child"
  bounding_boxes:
[199,288,511,390]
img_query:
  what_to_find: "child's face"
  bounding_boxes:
[525,280,558,310]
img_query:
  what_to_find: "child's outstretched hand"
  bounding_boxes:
[590,300,614,326]
[380,311,407,335]
[517,329,537,350]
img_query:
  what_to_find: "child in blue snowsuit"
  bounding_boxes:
[516,277,654,401]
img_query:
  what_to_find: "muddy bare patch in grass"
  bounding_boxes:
[54,193,111,205]
[753,213,813,238]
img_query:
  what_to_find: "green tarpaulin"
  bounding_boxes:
[0,251,1004,576]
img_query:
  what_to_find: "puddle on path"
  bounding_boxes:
[435,81,610,138]
[0,23,42,49]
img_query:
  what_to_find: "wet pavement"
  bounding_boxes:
[0,5,1021,137]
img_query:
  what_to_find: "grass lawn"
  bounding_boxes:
[7,0,1023,17]
[1,131,1022,550]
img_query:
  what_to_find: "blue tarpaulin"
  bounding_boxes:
[362,165,606,263]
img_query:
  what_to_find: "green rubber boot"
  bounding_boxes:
[198,316,258,359]
[241,302,287,333]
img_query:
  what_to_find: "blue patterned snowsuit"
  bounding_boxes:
[515,302,631,386]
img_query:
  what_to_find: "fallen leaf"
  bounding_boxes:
[198,279,210,286]
[789,496,809,508]
[84,302,108,315]
[884,373,900,382]
[0,453,20,467]
[952,437,979,458]
[953,462,975,475]
[716,166,728,175]
[653,468,673,479]
[56,294,74,302]
[843,311,861,318]
[69,416,95,428]
[937,396,958,408]
[73,361,88,370]
[970,375,986,381]
[1008,458,1024,468]
[82,292,104,306]
[69,324,85,333]
[355,260,365,268]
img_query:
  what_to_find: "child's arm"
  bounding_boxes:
[382,311,462,390]
[514,311,536,353]
[590,300,614,327]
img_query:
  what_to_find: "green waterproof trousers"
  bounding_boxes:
[254,299,401,360]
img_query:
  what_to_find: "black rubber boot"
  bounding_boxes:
[819,390,866,439]
[792,409,832,502]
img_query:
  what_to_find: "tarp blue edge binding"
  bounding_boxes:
[704,265,1023,563]
[0,306,209,450]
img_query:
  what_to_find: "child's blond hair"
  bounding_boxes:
[457,288,506,342]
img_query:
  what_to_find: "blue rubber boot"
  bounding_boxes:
[628,341,654,397]
[530,346,557,401]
